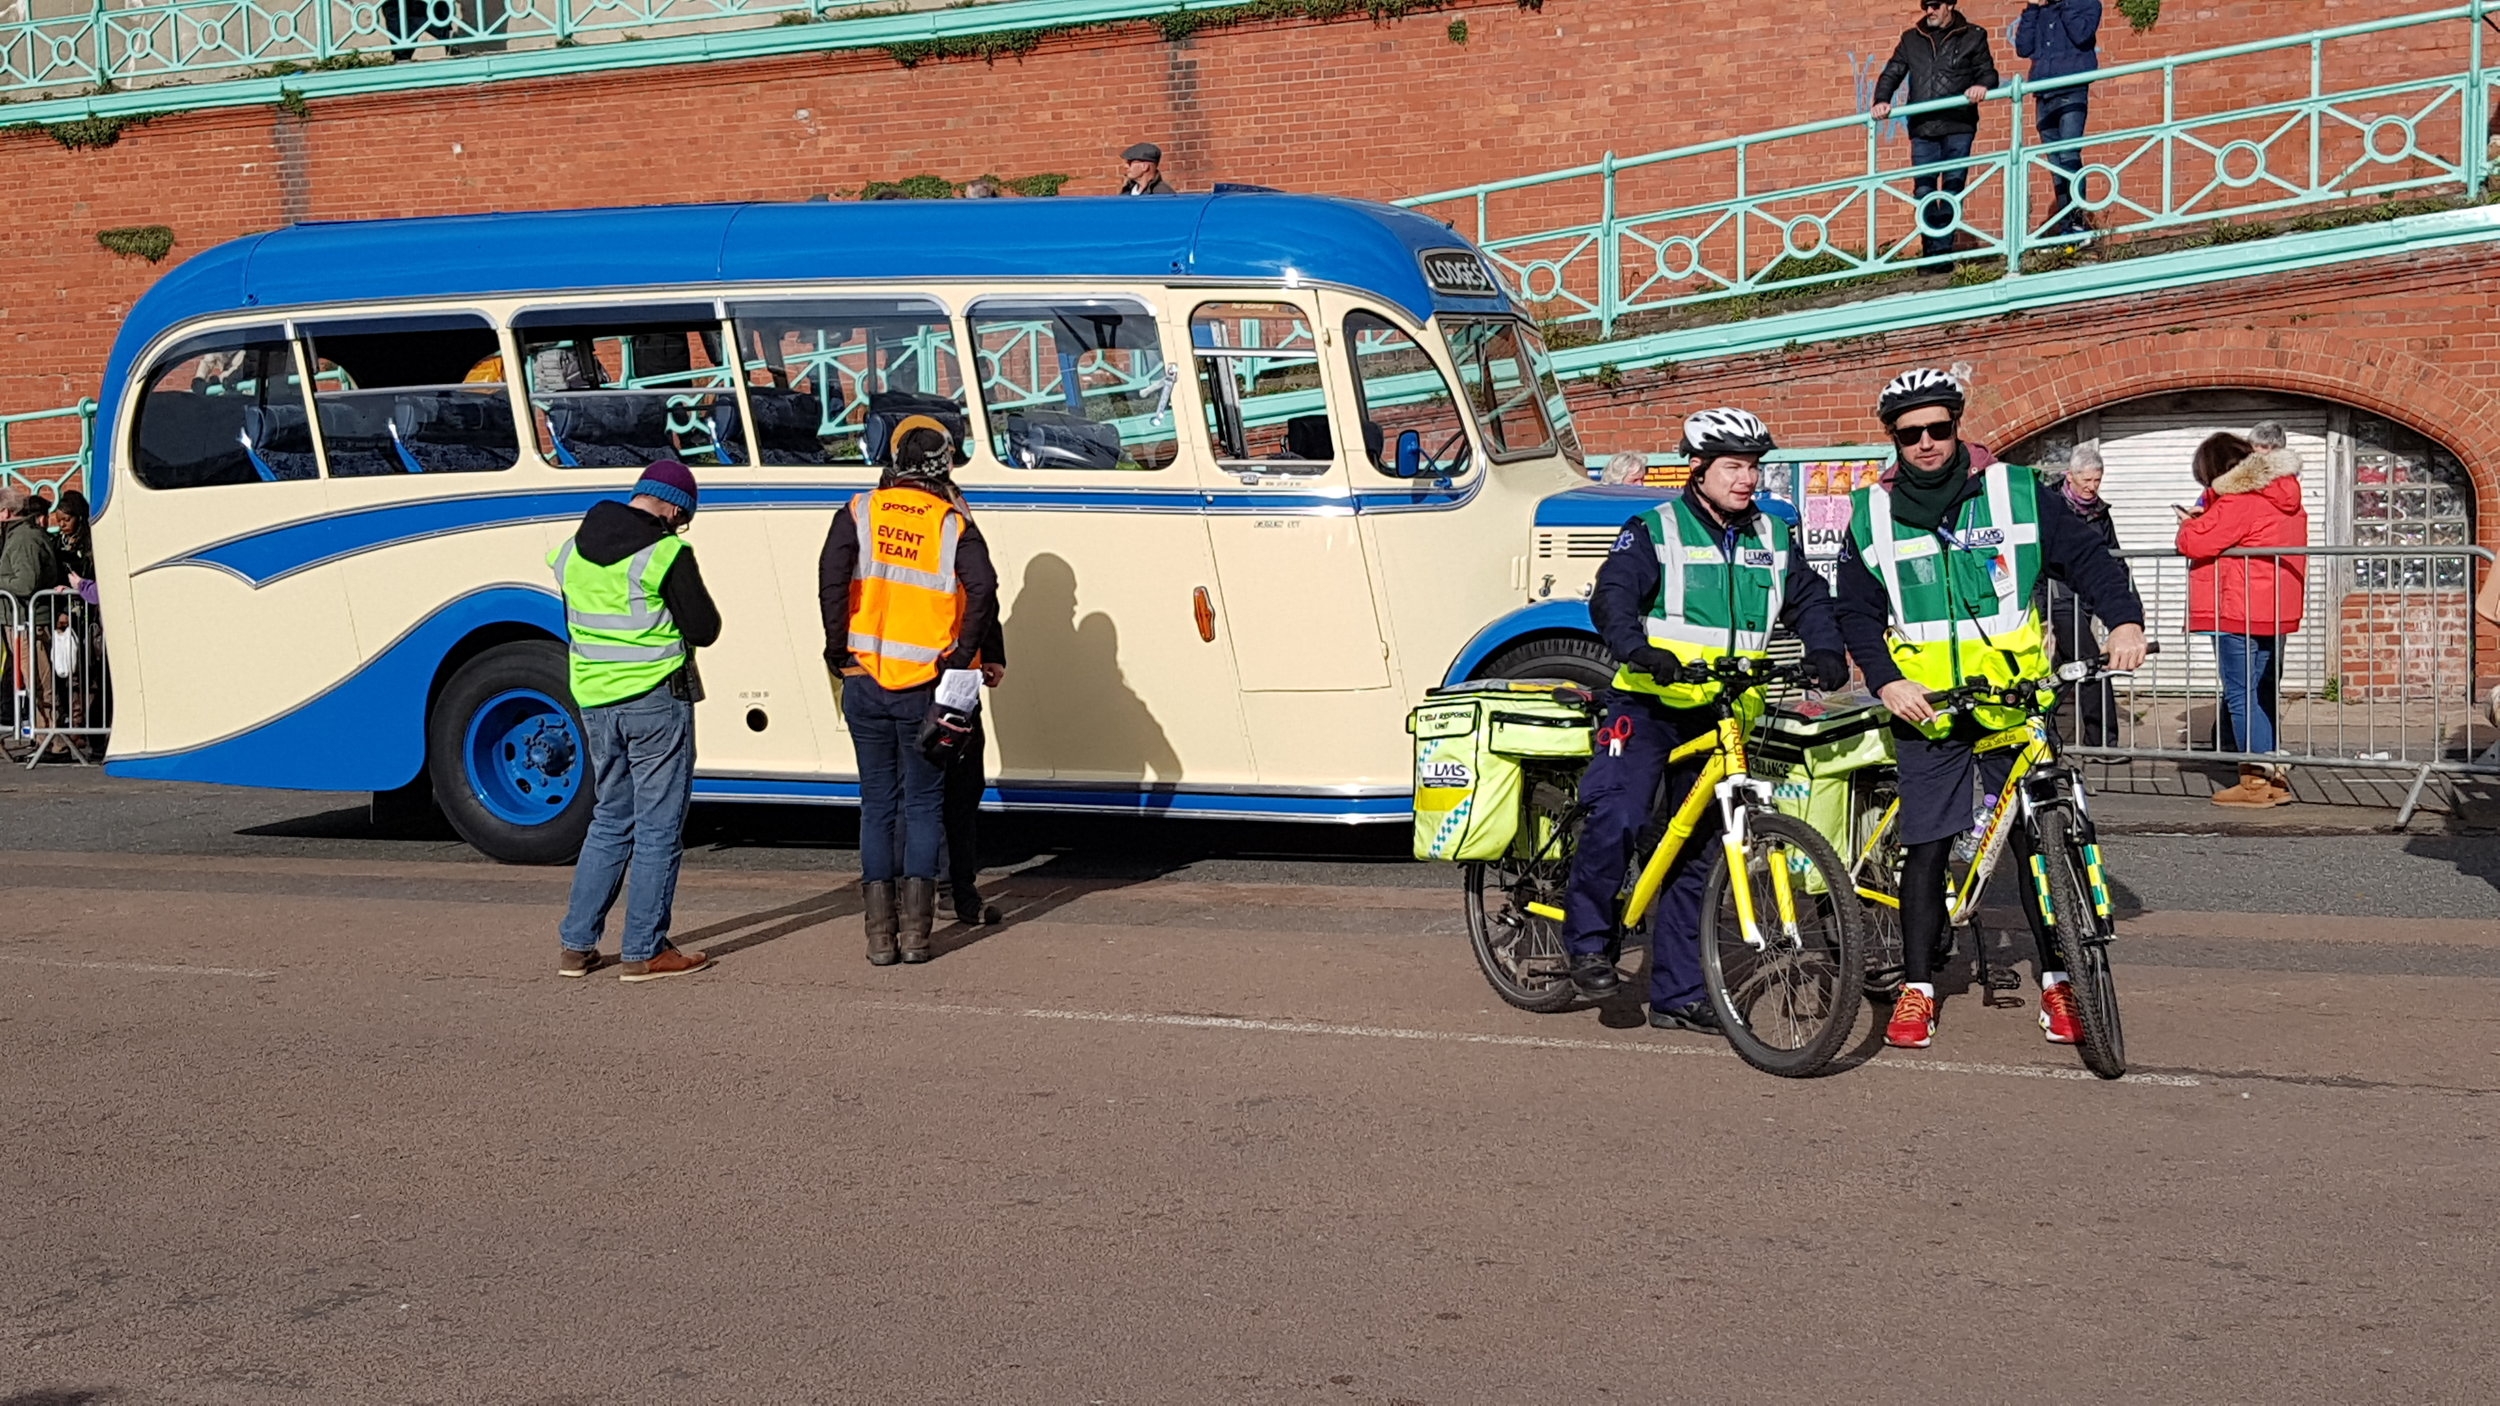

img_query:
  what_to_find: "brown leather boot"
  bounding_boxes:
[2210,763,2275,807]
[899,878,937,964]
[863,881,899,966]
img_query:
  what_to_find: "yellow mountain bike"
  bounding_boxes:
[1464,657,1870,1078]
[1845,650,2151,1080]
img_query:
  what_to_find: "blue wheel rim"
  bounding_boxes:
[462,688,583,826]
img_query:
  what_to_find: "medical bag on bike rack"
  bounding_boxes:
[1749,694,1896,885]
[1406,682,1596,862]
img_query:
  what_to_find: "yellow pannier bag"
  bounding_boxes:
[1408,682,1596,862]
[1750,694,1896,889]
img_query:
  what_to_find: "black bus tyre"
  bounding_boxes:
[2036,807,2126,1079]
[427,640,596,866]
[1700,812,1869,1078]
[1477,636,1616,690]
[1464,778,1587,1013]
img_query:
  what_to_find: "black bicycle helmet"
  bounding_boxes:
[1678,407,1777,459]
[1876,367,1967,424]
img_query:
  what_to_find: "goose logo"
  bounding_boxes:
[1419,250,1500,298]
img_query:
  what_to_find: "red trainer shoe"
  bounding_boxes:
[1885,987,1936,1049]
[2039,981,2083,1045]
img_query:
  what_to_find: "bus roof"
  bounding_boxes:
[116,192,1508,352]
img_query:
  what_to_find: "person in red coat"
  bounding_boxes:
[2176,423,2308,806]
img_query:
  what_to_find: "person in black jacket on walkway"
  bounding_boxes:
[1871,1,2002,267]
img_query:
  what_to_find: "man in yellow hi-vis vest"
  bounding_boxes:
[819,414,1000,967]
[1834,369,2144,1052]
[552,459,723,984]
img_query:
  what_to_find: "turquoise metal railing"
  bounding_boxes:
[0,401,94,498]
[0,0,1281,110]
[1398,2,2500,335]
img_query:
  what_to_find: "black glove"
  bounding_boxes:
[1804,650,1851,692]
[1629,647,1681,684]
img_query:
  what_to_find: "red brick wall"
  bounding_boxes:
[0,0,2467,417]
[2336,592,2475,703]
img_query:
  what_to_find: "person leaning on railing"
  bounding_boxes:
[2175,424,2308,809]
[1832,368,2145,1053]
[2016,0,2103,239]
[1869,0,2001,270]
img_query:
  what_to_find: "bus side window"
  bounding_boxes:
[968,298,1177,472]
[725,298,967,466]
[515,310,738,468]
[1444,317,1556,461]
[1343,311,1471,479]
[129,329,318,489]
[1191,301,1328,475]
[300,315,517,477]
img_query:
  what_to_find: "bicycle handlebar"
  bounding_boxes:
[1662,655,1824,692]
[1920,643,2161,714]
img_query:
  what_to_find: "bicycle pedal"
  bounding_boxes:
[1981,966,2024,992]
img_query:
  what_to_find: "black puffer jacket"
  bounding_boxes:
[1874,13,2002,140]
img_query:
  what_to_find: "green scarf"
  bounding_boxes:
[1889,443,1970,533]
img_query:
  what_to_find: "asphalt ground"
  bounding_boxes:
[5,769,2499,1404]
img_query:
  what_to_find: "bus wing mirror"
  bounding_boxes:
[1394,429,1423,479]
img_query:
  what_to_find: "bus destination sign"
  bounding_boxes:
[1418,250,1501,298]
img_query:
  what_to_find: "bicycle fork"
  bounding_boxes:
[1715,778,1798,952]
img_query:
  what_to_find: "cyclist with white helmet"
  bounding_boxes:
[1560,409,1850,1031]
[1834,369,2147,1050]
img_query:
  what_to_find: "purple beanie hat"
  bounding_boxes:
[633,459,698,516]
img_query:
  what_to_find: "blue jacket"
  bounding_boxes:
[2016,0,2102,101]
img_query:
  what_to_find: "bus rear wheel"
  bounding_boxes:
[428,641,594,865]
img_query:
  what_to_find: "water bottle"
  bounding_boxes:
[1952,796,1997,865]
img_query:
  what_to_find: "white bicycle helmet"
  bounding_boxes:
[1877,367,1966,423]
[1678,407,1777,459]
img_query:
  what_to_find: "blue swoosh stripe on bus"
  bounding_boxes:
[144,475,1484,587]
[692,775,1412,820]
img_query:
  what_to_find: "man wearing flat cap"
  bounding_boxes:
[1119,142,1175,195]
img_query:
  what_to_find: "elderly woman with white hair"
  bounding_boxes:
[2048,443,2123,745]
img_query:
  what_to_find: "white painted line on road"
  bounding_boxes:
[864,1000,2201,1087]
[0,952,275,979]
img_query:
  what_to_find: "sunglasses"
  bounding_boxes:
[1891,419,1960,446]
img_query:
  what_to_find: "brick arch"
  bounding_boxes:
[1979,326,2500,536]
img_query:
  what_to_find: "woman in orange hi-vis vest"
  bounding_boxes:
[819,415,1000,967]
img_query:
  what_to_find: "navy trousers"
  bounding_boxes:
[1560,690,1716,1012]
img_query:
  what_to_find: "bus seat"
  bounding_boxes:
[1003,409,1124,471]
[1284,414,1333,461]
[863,390,969,467]
[242,400,319,481]
[137,391,259,488]
[732,386,830,464]
[544,393,671,467]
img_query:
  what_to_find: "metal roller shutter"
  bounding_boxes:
[2086,392,2331,694]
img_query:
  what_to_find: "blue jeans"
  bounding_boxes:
[2211,633,2282,756]
[1560,691,1713,1012]
[1910,131,1976,259]
[844,673,945,883]
[559,686,695,962]
[2037,100,2090,233]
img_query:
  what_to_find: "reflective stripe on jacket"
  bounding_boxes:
[1613,496,1791,709]
[1849,459,2051,735]
[550,534,687,708]
[845,487,967,691]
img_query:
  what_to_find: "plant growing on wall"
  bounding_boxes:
[97,225,176,261]
[2,113,154,149]
[2117,0,2159,32]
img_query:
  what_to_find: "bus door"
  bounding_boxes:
[960,293,1254,793]
[113,322,363,763]
[1184,296,1398,788]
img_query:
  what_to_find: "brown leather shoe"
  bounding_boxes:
[899,877,936,964]
[557,946,603,979]
[863,881,899,966]
[2211,764,2275,807]
[618,945,712,983]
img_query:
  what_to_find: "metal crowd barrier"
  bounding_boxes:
[4,587,112,768]
[2048,545,2495,825]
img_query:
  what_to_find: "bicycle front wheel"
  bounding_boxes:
[2035,807,2126,1079]
[1700,812,1870,1078]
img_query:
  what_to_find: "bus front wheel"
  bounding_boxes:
[1476,635,1615,690]
[428,641,594,866]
